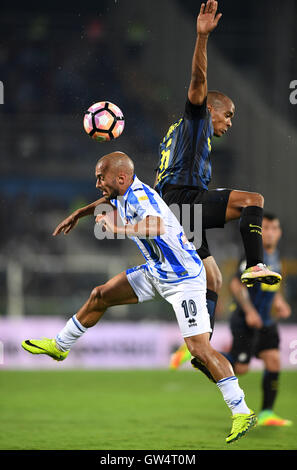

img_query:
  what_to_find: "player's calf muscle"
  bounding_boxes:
[76,286,108,328]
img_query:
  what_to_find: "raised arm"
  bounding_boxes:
[272,291,291,320]
[188,0,222,105]
[53,196,113,236]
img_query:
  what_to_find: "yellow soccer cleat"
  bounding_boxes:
[241,263,282,288]
[22,338,69,362]
[258,410,293,427]
[226,409,257,444]
[169,343,191,369]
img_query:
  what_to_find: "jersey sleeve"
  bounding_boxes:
[184,97,207,120]
[128,188,162,221]
[109,198,118,208]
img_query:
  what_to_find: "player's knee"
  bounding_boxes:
[187,342,212,365]
[244,192,264,208]
[263,352,280,372]
[234,363,249,375]
[90,285,109,309]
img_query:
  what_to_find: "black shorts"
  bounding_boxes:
[229,314,280,364]
[163,186,232,259]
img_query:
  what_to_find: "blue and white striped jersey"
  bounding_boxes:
[111,175,204,283]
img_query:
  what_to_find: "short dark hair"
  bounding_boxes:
[207,90,233,109]
[263,212,279,222]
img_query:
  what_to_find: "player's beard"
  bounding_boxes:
[106,187,119,200]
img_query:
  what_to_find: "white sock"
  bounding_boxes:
[55,315,87,352]
[216,376,250,415]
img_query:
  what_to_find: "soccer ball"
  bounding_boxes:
[83,101,125,142]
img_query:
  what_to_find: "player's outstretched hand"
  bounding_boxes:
[197,0,222,36]
[52,213,79,236]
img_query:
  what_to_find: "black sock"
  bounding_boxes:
[206,289,218,339]
[191,357,216,383]
[262,370,279,411]
[239,206,264,268]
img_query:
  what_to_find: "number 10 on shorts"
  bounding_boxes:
[181,299,197,318]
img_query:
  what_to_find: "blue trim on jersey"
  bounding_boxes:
[177,232,202,267]
[110,198,118,208]
[140,239,168,279]
[126,189,140,208]
[113,175,205,283]
[147,267,204,284]
[126,263,204,285]
[141,184,161,214]
[126,265,146,275]
[154,236,189,278]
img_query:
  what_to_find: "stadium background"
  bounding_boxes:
[0,0,297,370]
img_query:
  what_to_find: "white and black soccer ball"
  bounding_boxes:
[83,101,125,142]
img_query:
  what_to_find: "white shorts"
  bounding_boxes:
[126,265,211,338]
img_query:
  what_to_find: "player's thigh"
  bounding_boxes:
[100,271,139,306]
[199,188,232,229]
[229,333,253,367]
[255,324,280,370]
[126,265,157,303]
[225,189,264,221]
[202,256,222,292]
[164,279,211,339]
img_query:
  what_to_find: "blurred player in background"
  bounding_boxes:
[23,152,257,444]
[171,213,292,426]
[225,213,292,426]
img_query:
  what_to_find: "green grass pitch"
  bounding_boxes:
[0,370,296,450]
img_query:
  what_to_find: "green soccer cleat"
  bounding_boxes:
[169,343,191,369]
[241,263,282,288]
[21,338,69,362]
[226,409,257,444]
[258,410,293,427]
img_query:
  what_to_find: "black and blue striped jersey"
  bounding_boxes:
[234,251,282,327]
[154,98,214,197]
